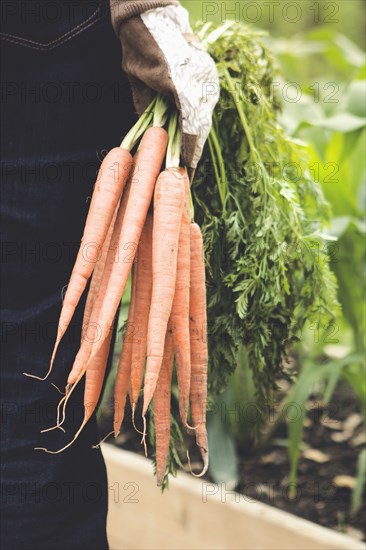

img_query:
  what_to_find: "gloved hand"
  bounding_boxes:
[110,0,220,172]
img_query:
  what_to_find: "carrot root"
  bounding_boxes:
[186,448,209,478]
[92,430,114,449]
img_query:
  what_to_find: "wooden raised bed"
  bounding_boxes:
[102,444,365,550]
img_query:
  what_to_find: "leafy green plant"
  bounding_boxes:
[195,23,365,496]
[259,30,366,495]
[352,448,366,516]
[193,20,339,414]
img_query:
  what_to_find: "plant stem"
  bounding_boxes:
[189,188,195,221]
[166,112,181,169]
[209,123,228,206]
[153,94,169,128]
[120,96,157,151]
[224,68,256,153]
[208,135,224,207]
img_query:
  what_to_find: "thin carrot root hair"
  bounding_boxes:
[38,365,86,453]
[40,382,73,433]
[40,424,65,434]
[23,360,55,382]
[185,421,199,432]
[141,415,148,457]
[40,399,66,433]
[51,383,65,395]
[131,405,145,436]
[36,377,92,454]
[92,430,114,449]
[186,448,209,478]
[35,418,87,454]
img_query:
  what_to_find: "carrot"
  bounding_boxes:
[36,203,137,452]
[189,222,209,476]
[170,168,191,427]
[49,207,122,432]
[142,169,185,417]
[129,213,153,413]
[154,325,174,486]
[67,175,133,386]
[83,328,113,425]
[38,177,134,441]
[82,207,120,426]
[81,207,118,334]
[68,127,168,385]
[113,263,138,437]
[25,147,132,381]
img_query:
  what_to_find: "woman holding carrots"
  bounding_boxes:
[0,1,218,548]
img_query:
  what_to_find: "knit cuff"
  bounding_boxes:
[110,0,179,30]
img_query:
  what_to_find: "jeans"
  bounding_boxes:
[0,2,136,547]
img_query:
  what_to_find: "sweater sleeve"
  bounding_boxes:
[110,0,179,31]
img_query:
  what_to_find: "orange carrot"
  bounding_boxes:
[143,169,185,417]
[82,207,120,425]
[68,127,168,385]
[39,183,137,450]
[170,168,191,426]
[67,176,133,386]
[154,325,174,486]
[129,213,153,413]
[39,178,135,443]
[189,223,209,475]
[113,263,138,437]
[82,207,118,334]
[83,328,113,425]
[26,147,132,381]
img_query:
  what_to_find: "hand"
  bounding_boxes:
[111,3,220,171]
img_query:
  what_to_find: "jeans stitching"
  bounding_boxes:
[0,1,103,50]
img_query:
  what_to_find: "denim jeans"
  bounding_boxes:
[0,2,136,548]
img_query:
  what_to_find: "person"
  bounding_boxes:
[0,1,219,548]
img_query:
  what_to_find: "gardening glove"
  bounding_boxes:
[110,1,220,173]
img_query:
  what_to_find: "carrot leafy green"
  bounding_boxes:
[192,20,340,412]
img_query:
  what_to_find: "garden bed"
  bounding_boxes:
[99,380,365,545]
[102,444,365,550]
[235,382,366,542]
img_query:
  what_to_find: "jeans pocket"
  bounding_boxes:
[0,0,104,50]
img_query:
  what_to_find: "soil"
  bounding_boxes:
[100,380,365,543]
[235,383,366,542]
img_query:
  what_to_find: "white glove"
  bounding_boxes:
[111,3,220,171]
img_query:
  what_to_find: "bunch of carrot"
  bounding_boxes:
[27,96,209,485]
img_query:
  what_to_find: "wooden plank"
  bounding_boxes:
[102,444,365,550]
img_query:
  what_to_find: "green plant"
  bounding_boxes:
[261,31,365,495]
[352,448,366,516]
[196,24,365,497]
[99,20,364,500]
[193,19,339,413]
